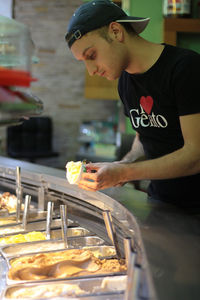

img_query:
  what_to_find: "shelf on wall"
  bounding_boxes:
[163,18,200,45]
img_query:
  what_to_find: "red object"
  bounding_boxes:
[0,68,37,87]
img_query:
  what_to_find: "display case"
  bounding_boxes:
[0,157,200,300]
[0,156,156,300]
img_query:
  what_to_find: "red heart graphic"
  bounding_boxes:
[140,96,153,114]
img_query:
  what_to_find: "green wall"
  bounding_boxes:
[125,0,200,134]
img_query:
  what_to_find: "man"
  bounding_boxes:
[65,0,200,208]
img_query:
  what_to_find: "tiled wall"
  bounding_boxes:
[0,0,117,169]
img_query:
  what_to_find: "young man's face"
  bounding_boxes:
[71,28,128,81]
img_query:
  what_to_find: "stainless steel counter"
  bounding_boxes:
[0,156,199,300]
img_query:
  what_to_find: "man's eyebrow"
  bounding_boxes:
[82,46,94,58]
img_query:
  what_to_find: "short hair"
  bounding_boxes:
[95,22,136,43]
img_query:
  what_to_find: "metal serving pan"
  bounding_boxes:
[0,218,77,235]
[7,245,117,266]
[0,211,60,226]
[6,247,126,285]
[1,236,106,258]
[0,200,36,217]
[0,227,92,249]
[3,275,126,299]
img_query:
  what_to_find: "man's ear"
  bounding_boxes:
[108,22,124,42]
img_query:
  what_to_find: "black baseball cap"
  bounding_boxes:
[65,0,150,48]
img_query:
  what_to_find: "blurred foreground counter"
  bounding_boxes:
[104,185,200,300]
[0,156,199,300]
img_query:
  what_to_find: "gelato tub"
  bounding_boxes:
[1,237,106,258]
[7,248,126,284]
[0,211,62,226]
[0,227,92,246]
[3,275,126,299]
[0,218,76,235]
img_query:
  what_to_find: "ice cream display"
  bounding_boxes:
[8,249,126,281]
[4,283,86,299]
[66,161,85,184]
[0,231,46,245]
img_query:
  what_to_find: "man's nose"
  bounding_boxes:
[84,61,97,76]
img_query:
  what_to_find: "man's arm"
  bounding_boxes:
[79,113,200,191]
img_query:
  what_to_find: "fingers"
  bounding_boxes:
[78,179,101,191]
[79,172,106,191]
[81,172,98,181]
[77,162,123,191]
[79,167,102,191]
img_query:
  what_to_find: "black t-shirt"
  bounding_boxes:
[118,44,200,207]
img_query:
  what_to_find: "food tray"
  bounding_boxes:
[3,275,126,299]
[0,211,61,226]
[1,236,106,258]
[7,245,117,266]
[0,218,77,235]
[6,247,126,285]
[0,203,36,217]
[0,227,92,249]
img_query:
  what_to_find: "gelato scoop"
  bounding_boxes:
[66,161,85,184]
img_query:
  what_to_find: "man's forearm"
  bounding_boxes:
[120,145,200,183]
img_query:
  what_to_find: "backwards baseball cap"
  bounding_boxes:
[65,0,150,48]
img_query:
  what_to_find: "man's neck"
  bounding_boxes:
[125,36,165,74]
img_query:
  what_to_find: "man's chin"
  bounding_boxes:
[106,75,119,81]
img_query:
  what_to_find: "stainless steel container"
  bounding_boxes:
[0,218,76,235]
[1,237,106,258]
[3,275,126,299]
[0,160,156,300]
[6,246,126,285]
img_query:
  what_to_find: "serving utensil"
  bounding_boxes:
[15,166,23,223]
[102,210,123,263]
[46,201,54,240]
[22,195,31,230]
[60,204,68,248]
[124,237,137,300]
